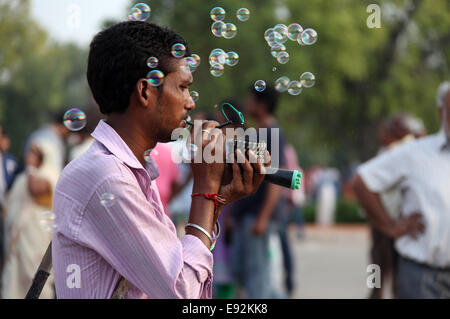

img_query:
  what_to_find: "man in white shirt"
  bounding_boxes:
[352,81,450,299]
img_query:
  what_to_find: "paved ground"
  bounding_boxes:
[285,224,375,299]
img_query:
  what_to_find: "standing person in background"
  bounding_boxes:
[352,82,450,299]
[231,85,287,299]
[280,143,306,296]
[366,113,425,299]
[0,126,18,296]
[1,139,59,299]
[25,109,70,171]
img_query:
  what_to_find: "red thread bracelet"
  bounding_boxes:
[191,193,220,214]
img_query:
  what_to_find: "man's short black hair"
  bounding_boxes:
[249,84,279,115]
[87,21,190,115]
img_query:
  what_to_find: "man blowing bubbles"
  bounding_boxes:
[52,21,268,299]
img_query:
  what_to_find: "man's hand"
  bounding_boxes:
[388,212,425,239]
[252,216,269,236]
[217,149,269,206]
[189,120,225,194]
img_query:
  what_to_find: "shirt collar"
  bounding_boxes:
[91,120,160,180]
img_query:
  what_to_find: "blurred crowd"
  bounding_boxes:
[0,81,449,299]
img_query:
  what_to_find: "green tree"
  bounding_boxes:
[0,0,89,158]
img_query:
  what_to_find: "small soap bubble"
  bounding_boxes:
[128,3,151,21]
[288,23,303,41]
[146,57,158,68]
[271,44,286,58]
[209,49,227,66]
[236,8,250,21]
[171,43,186,58]
[191,54,201,66]
[211,21,226,37]
[184,57,198,72]
[254,80,266,92]
[265,30,283,45]
[273,24,288,43]
[210,7,226,22]
[100,193,115,208]
[301,28,318,45]
[272,67,277,72]
[226,51,239,66]
[146,70,165,87]
[210,64,224,77]
[223,23,237,39]
[288,80,303,96]
[190,91,199,102]
[297,34,306,46]
[63,108,87,132]
[275,76,290,92]
[300,72,316,88]
[277,51,290,64]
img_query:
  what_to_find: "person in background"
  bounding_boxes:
[0,126,18,296]
[25,109,71,172]
[366,113,425,299]
[280,142,306,296]
[231,85,287,299]
[352,82,450,299]
[1,138,59,299]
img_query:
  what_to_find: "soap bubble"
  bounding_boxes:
[184,57,198,72]
[223,23,237,39]
[100,193,115,208]
[210,64,224,77]
[254,80,266,92]
[190,91,199,102]
[191,54,201,66]
[277,51,290,64]
[273,24,288,43]
[146,57,158,68]
[171,43,186,58]
[209,49,227,66]
[128,3,151,21]
[275,76,290,92]
[226,51,239,66]
[300,72,316,88]
[211,21,226,37]
[265,29,283,46]
[288,81,303,95]
[236,8,250,21]
[272,67,277,72]
[40,211,56,232]
[297,34,306,46]
[146,70,165,87]
[288,23,303,41]
[63,108,87,132]
[210,7,225,22]
[271,44,286,58]
[301,28,318,45]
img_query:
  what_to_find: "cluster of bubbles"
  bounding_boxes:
[63,108,87,132]
[128,3,151,22]
[210,7,250,39]
[209,48,239,77]
[264,23,318,65]
[272,72,316,96]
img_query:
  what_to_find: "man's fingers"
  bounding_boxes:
[248,150,265,189]
[237,150,253,192]
[264,150,271,167]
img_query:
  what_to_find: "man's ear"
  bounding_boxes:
[135,78,157,108]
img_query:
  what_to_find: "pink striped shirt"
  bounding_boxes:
[52,120,213,299]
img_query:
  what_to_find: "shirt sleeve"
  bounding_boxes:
[357,143,412,193]
[76,174,213,299]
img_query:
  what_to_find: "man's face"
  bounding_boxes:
[154,59,195,142]
[441,92,450,141]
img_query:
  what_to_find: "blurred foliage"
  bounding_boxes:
[0,0,90,158]
[1,0,450,168]
[302,200,367,224]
